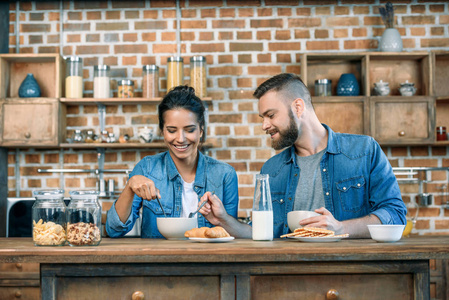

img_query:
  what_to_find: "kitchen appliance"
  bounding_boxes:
[7,197,70,237]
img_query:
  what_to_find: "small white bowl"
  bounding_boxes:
[367,224,405,243]
[287,210,320,232]
[157,217,197,240]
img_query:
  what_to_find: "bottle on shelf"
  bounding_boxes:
[190,56,207,98]
[93,65,110,98]
[167,56,183,92]
[142,65,159,98]
[65,56,83,98]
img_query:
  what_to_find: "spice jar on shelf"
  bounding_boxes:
[314,79,332,96]
[117,79,134,98]
[167,56,183,92]
[190,56,207,98]
[93,65,110,98]
[142,65,159,98]
[32,189,67,246]
[65,56,83,98]
[67,190,102,246]
[436,126,447,141]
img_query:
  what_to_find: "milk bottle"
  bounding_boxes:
[252,174,273,241]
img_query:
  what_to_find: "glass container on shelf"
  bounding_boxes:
[190,56,207,98]
[32,189,67,246]
[142,65,159,98]
[67,190,102,246]
[117,79,134,98]
[71,129,84,143]
[65,56,83,98]
[167,56,183,92]
[93,65,110,98]
[314,79,332,96]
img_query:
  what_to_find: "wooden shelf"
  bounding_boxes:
[434,140,449,146]
[59,142,213,149]
[60,97,212,105]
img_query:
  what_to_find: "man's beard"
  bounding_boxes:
[271,110,299,150]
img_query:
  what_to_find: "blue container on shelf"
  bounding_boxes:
[336,73,360,96]
[18,73,41,97]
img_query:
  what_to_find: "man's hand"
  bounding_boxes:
[299,207,344,234]
[199,192,227,225]
[127,175,161,200]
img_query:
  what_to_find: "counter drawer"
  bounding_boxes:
[0,263,39,273]
[54,276,221,299]
[0,287,40,300]
[251,274,413,300]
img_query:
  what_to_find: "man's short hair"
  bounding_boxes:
[253,73,313,108]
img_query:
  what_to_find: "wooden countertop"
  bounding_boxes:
[1,236,448,264]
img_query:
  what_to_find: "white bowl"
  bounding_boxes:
[156,217,198,240]
[367,224,405,243]
[287,210,320,232]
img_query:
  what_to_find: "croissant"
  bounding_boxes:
[184,227,208,238]
[204,226,230,238]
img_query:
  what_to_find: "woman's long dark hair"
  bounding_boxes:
[158,85,205,136]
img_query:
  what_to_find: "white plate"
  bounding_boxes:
[288,236,348,243]
[189,236,235,243]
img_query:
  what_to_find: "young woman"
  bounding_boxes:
[106,86,239,238]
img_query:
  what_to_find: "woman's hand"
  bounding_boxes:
[127,175,161,200]
[198,192,227,226]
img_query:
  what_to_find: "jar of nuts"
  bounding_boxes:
[67,190,102,246]
[190,56,207,98]
[117,79,134,98]
[32,189,67,246]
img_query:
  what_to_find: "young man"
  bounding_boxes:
[200,73,406,238]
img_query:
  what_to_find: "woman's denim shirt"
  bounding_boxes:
[261,124,407,238]
[106,151,239,238]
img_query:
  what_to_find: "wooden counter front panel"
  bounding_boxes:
[55,276,221,300]
[251,274,413,300]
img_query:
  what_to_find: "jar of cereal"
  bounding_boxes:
[117,79,134,98]
[67,190,102,246]
[167,56,183,92]
[190,56,207,97]
[32,189,67,246]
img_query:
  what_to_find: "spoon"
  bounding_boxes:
[188,200,208,218]
[155,197,167,218]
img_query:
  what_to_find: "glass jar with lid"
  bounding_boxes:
[167,56,183,92]
[190,56,207,98]
[32,189,67,246]
[65,56,83,98]
[93,65,110,98]
[67,190,102,246]
[117,79,134,98]
[142,65,159,98]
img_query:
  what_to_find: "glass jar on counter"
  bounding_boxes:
[167,56,183,92]
[142,65,159,98]
[94,65,110,98]
[32,189,67,246]
[65,56,83,98]
[190,56,207,98]
[67,190,102,246]
[117,79,134,98]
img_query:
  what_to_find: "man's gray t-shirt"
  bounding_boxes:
[293,149,326,211]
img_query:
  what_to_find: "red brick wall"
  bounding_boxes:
[7,1,449,235]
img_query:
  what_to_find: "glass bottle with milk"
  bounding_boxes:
[252,174,273,241]
[65,56,83,98]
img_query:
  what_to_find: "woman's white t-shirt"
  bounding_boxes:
[181,179,198,218]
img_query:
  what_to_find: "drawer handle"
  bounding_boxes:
[132,291,144,300]
[326,289,339,300]
[16,263,22,269]
[398,131,405,137]
[15,290,22,298]
[24,132,31,139]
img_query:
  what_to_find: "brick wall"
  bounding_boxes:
[7,0,449,235]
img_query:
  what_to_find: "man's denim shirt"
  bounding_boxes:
[106,151,239,238]
[261,124,407,238]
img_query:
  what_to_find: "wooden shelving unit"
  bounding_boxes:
[60,97,212,105]
[59,142,213,149]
